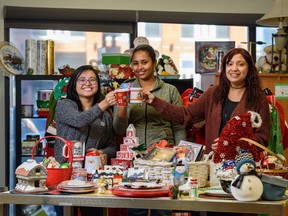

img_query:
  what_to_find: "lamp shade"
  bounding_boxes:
[256,0,288,27]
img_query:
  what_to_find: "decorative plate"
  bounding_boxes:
[58,180,95,189]
[0,44,24,75]
[120,181,166,189]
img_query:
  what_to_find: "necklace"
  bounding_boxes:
[230,85,245,90]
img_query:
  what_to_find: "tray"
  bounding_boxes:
[111,186,169,198]
[204,189,233,197]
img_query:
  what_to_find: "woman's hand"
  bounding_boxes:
[105,91,117,106]
[142,90,155,104]
[211,138,219,151]
[99,91,117,111]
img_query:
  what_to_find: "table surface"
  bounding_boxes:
[0,190,288,216]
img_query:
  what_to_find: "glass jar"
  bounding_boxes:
[71,168,87,181]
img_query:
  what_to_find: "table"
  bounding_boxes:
[0,191,288,216]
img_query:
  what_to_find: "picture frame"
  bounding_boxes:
[177,140,204,162]
[195,41,235,74]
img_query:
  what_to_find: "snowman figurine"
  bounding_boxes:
[231,158,263,201]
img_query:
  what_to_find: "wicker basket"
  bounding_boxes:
[31,136,73,187]
[188,156,210,188]
[239,137,288,178]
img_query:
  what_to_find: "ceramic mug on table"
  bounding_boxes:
[62,140,85,158]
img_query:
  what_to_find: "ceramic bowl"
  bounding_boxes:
[220,179,233,194]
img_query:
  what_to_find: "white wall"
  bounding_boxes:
[0,0,274,187]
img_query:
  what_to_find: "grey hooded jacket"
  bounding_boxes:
[113,76,186,147]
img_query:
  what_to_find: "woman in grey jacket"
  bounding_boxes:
[55,65,117,216]
[113,44,186,216]
[55,65,117,163]
[113,44,186,148]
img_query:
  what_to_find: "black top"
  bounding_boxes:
[220,97,239,132]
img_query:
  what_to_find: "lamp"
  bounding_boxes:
[256,0,288,72]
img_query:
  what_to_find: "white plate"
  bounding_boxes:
[58,180,95,189]
[0,44,24,75]
[204,189,233,197]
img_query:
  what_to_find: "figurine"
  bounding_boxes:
[231,158,263,201]
[169,185,179,199]
[97,176,107,194]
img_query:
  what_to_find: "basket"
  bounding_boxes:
[187,155,210,188]
[239,137,288,178]
[32,136,73,188]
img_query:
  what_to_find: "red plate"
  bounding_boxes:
[111,186,169,198]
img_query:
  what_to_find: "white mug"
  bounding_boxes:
[62,140,85,158]
[130,87,143,103]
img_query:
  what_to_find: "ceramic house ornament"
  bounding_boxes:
[15,159,48,193]
[231,158,263,201]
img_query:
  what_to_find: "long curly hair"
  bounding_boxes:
[66,65,102,111]
[214,48,263,108]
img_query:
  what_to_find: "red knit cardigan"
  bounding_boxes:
[151,85,270,153]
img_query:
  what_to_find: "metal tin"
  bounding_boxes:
[36,40,47,75]
[25,39,37,75]
[37,89,53,100]
[21,104,34,117]
[46,40,55,75]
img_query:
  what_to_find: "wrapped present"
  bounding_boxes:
[102,53,130,65]
[109,64,134,79]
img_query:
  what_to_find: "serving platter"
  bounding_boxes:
[204,189,233,197]
[111,185,169,198]
[120,181,165,189]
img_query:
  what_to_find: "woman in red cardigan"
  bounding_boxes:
[144,48,270,157]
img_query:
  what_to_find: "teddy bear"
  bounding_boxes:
[256,45,286,73]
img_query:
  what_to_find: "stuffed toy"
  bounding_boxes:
[157,54,179,75]
[256,45,286,73]
[214,111,262,163]
[124,36,160,58]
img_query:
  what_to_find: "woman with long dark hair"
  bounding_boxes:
[143,48,270,156]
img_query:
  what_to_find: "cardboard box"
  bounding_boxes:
[102,53,130,65]
[111,158,133,169]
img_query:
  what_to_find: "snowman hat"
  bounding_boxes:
[236,159,256,173]
[124,36,160,58]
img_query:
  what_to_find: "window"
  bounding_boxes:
[256,26,277,60]
[137,23,248,85]
[181,24,194,39]
[9,29,130,71]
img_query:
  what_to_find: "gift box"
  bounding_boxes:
[116,151,134,160]
[120,144,134,151]
[102,53,130,65]
[123,137,139,145]
[111,158,133,169]
[109,64,134,79]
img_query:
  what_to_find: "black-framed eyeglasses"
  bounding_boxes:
[77,77,97,85]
